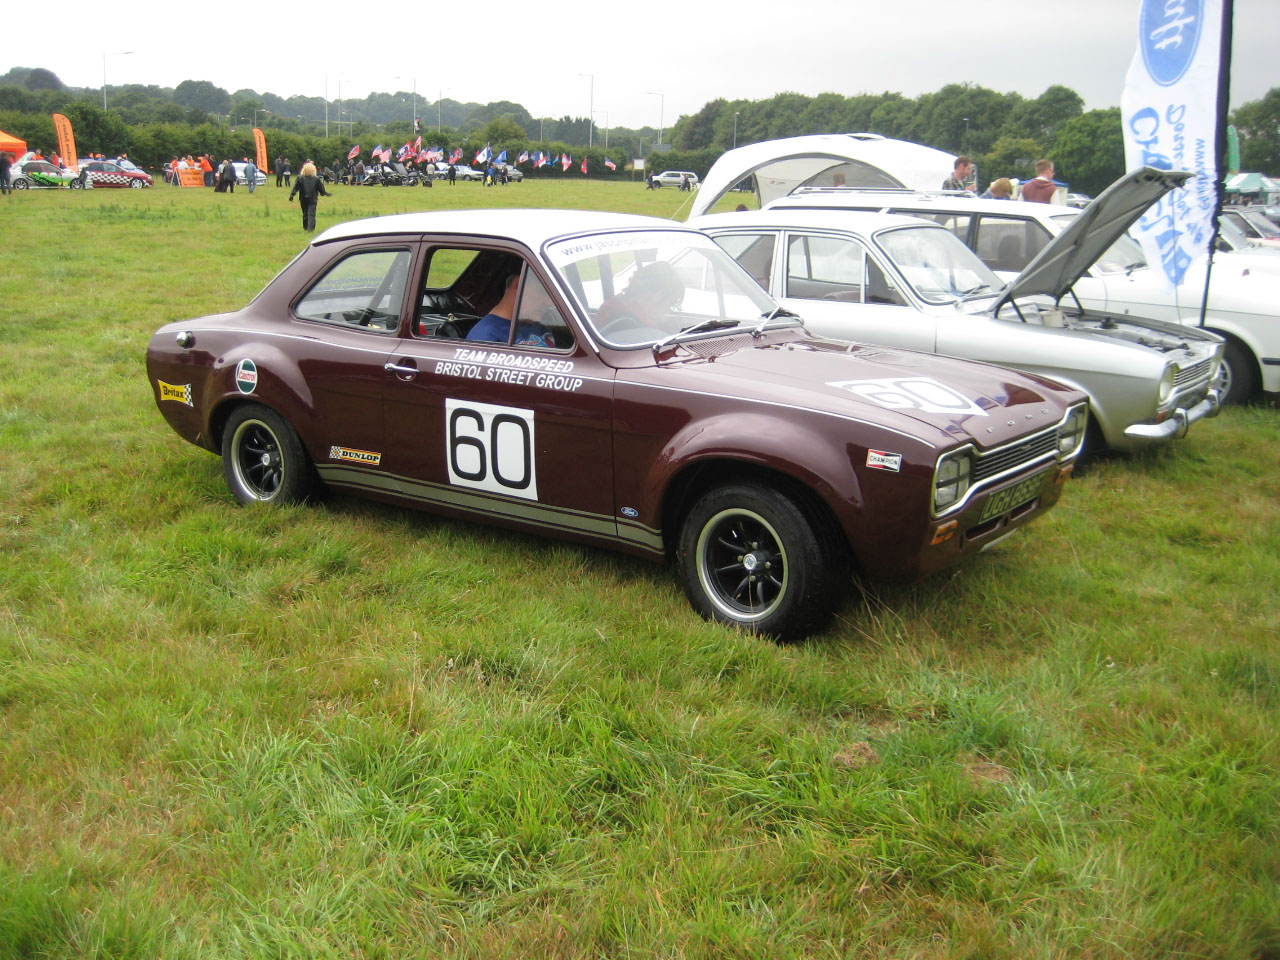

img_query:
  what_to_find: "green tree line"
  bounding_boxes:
[3,66,1277,197]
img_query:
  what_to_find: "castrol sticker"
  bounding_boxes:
[235,359,258,394]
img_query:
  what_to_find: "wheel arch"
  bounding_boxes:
[660,459,855,576]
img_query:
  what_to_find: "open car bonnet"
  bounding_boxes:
[688,134,956,219]
[991,167,1194,312]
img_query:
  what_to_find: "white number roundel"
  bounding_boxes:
[445,399,538,500]
[826,377,988,417]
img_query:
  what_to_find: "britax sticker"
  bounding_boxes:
[866,449,902,472]
[235,358,258,394]
[329,446,382,466]
[157,380,193,406]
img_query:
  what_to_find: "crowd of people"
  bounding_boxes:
[944,155,1058,202]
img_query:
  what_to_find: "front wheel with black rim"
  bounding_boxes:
[221,404,314,505]
[677,482,847,640]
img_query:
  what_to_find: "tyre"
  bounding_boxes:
[130,179,144,188]
[14,178,29,190]
[651,180,662,188]
[677,482,846,640]
[69,178,83,190]
[1214,339,1258,405]
[221,404,314,505]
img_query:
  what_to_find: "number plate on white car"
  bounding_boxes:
[979,470,1048,522]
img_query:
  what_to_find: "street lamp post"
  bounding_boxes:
[437,87,450,132]
[579,73,594,146]
[733,111,740,149]
[102,50,134,111]
[593,111,609,150]
[646,91,664,145]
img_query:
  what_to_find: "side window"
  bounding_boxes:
[786,234,867,302]
[865,257,907,306]
[713,233,776,290]
[294,248,411,331]
[514,272,575,350]
[973,218,1053,273]
[425,248,480,288]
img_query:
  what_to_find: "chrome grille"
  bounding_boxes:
[973,428,1059,483]
[1175,359,1212,388]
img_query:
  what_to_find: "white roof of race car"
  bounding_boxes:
[313,209,692,248]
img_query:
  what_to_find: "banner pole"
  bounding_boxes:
[1200,0,1235,329]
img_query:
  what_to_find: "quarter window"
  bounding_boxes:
[295,248,412,331]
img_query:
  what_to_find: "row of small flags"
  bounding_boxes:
[345,141,618,172]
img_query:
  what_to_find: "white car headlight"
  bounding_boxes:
[1158,364,1176,404]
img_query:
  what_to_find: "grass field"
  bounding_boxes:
[1,181,1278,960]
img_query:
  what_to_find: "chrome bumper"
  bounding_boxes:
[1124,389,1221,441]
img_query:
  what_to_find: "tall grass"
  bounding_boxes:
[0,183,1277,959]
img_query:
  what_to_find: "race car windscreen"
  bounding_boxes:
[546,230,781,347]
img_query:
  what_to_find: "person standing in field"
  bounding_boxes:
[1021,160,1057,203]
[244,157,258,193]
[289,161,329,232]
[275,156,284,187]
[283,159,292,187]
[1,152,13,196]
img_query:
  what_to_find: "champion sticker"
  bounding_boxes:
[866,449,902,472]
[235,358,258,394]
[157,380,193,406]
[329,446,382,466]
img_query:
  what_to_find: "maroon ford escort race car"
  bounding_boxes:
[146,210,1088,638]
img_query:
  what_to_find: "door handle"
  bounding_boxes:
[384,361,418,377]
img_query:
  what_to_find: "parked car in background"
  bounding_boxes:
[8,159,75,189]
[694,191,1222,453]
[758,168,1277,404]
[497,164,523,182]
[231,162,268,187]
[1221,208,1280,247]
[146,209,1087,639]
[1066,193,1092,209]
[651,170,699,189]
[72,159,153,189]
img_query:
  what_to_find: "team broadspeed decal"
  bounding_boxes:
[329,446,382,465]
[827,377,989,417]
[445,399,538,501]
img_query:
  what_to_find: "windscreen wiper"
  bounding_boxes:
[751,305,800,337]
[651,318,739,355]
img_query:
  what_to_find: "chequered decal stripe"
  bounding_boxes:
[90,173,145,187]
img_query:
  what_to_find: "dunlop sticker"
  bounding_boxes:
[329,446,382,466]
[157,380,193,406]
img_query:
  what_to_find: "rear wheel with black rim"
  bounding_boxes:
[677,482,847,640]
[221,404,314,505]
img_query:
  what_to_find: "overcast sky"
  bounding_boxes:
[10,0,1275,134]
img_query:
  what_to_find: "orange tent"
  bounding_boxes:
[0,128,27,157]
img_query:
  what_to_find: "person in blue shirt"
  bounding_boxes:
[466,271,562,347]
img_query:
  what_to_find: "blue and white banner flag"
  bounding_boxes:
[1121,0,1230,288]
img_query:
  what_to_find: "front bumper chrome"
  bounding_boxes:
[1124,389,1221,441]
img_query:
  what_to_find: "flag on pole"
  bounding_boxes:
[580,157,588,174]
[561,153,572,172]
[348,144,361,160]
[495,150,507,164]
[414,117,421,136]
[1120,0,1231,288]
[475,144,492,164]
[414,135,423,151]
[535,152,547,168]
[450,148,463,163]
[604,158,616,171]
[517,150,529,164]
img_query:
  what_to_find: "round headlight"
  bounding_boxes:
[1158,365,1176,404]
